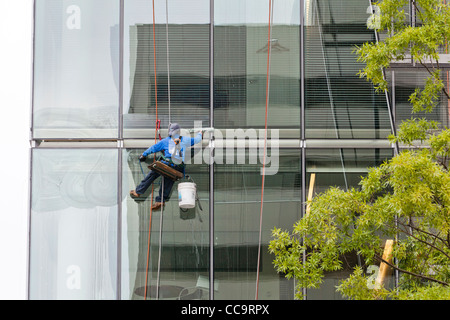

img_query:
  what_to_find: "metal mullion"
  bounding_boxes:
[209,0,215,301]
[300,0,305,142]
[30,0,36,143]
[116,0,125,301]
[116,147,122,300]
[27,0,37,300]
[27,147,34,300]
[300,0,307,301]
[119,0,124,141]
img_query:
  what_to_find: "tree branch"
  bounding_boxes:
[435,155,448,171]
[434,59,450,99]
[416,58,450,100]
[402,227,450,260]
[448,232,450,249]
[411,0,425,23]
[374,253,449,287]
[410,1,450,100]
[396,219,450,249]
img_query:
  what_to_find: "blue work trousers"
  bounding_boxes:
[135,165,183,202]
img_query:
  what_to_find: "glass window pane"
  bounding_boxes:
[214,149,301,300]
[392,70,450,129]
[305,148,393,299]
[121,148,209,300]
[214,0,301,132]
[304,0,391,139]
[29,149,119,299]
[124,0,210,139]
[33,0,120,139]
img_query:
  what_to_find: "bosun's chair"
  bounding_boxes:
[148,155,184,182]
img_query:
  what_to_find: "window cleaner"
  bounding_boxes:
[129,123,203,211]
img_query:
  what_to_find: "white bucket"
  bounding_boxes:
[178,182,197,209]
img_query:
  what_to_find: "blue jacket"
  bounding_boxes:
[142,133,202,163]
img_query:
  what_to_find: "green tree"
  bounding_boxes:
[269,0,450,300]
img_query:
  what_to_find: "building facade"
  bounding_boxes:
[29,0,448,300]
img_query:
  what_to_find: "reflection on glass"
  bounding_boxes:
[214,149,300,300]
[304,0,391,139]
[305,148,393,299]
[214,0,300,131]
[121,149,209,300]
[33,0,120,138]
[29,149,119,299]
[124,0,210,138]
[391,70,449,129]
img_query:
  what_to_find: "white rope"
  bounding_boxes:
[315,0,348,190]
[255,0,274,300]
[156,0,171,300]
[166,0,171,125]
[156,177,164,300]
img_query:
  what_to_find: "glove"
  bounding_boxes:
[196,130,204,138]
[139,154,147,162]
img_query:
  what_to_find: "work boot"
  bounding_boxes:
[130,190,140,198]
[151,202,164,211]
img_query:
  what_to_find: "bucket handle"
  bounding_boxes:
[182,174,195,183]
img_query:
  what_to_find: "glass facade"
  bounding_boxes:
[304,0,392,139]
[33,0,120,139]
[29,0,448,300]
[30,149,119,299]
[123,0,211,138]
[214,0,300,131]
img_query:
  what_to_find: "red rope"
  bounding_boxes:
[255,0,272,300]
[144,0,160,300]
